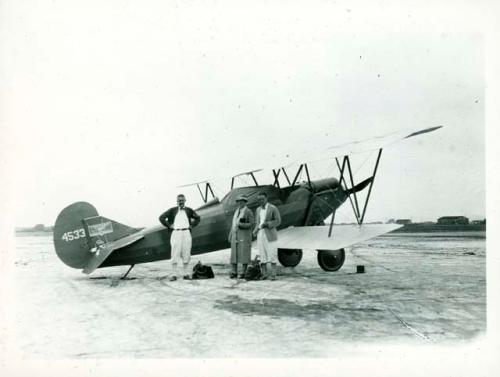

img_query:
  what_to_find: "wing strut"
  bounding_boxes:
[281,168,292,185]
[272,169,281,188]
[360,148,383,224]
[231,169,261,189]
[178,181,216,203]
[289,163,312,187]
[328,209,337,237]
[336,157,361,225]
[272,168,293,188]
[196,182,215,203]
[331,148,383,234]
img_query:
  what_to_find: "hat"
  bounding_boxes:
[235,195,248,202]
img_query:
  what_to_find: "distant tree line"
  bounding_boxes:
[15,224,54,233]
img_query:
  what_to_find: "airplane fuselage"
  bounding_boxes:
[99,178,347,268]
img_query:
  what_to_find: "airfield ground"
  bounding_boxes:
[4,231,486,358]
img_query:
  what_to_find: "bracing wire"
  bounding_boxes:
[352,150,376,176]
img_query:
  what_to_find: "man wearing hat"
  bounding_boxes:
[228,195,254,278]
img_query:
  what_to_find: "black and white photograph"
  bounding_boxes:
[1,0,499,376]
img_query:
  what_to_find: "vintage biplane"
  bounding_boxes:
[53,126,442,278]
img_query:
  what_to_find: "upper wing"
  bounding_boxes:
[280,126,443,167]
[324,126,443,159]
[273,224,402,250]
[179,125,443,189]
[82,231,145,274]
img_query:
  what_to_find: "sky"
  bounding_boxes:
[0,0,487,228]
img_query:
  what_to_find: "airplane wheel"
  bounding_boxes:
[277,248,303,267]
[317,249,345,271]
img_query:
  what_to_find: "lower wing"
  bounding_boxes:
[273,224,402,250]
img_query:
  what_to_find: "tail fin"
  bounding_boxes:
[53,202,138,269]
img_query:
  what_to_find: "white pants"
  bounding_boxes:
[170,230,192,276]
[256,230,277,264]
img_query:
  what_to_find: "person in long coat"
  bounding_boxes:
[228,195,254,278]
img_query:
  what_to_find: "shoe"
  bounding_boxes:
[169,276,177,281]
[238,274,245,279]
[183,275,191,280]
[270,275,276,281]
[230,273,237,279]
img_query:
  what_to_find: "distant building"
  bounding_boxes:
[437,216,469,225]
[33,224,45,231]
[471,219,486,225]
[386,219,396,224]
[396,219,412,225]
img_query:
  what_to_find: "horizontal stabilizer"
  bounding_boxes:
[82,232,145,274]
[273,224,402,251]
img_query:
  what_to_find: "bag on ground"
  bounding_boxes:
[245,256,262,281]
[192,261,215,279]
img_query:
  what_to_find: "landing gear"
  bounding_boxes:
[317,249,345,271]
[277,248,303,267]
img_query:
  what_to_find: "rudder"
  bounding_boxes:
[53,202,139,270]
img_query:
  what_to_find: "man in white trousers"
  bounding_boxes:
[159,194,201,281]
[253,192,281,280]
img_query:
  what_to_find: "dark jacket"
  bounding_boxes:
[159,207,201,230]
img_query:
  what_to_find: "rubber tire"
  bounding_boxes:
[317,248,346,271]
[277,248,303,267]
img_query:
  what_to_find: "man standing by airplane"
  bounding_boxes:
[253,192,281,280]
[159,194,201,281]
[228,195,254,279]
